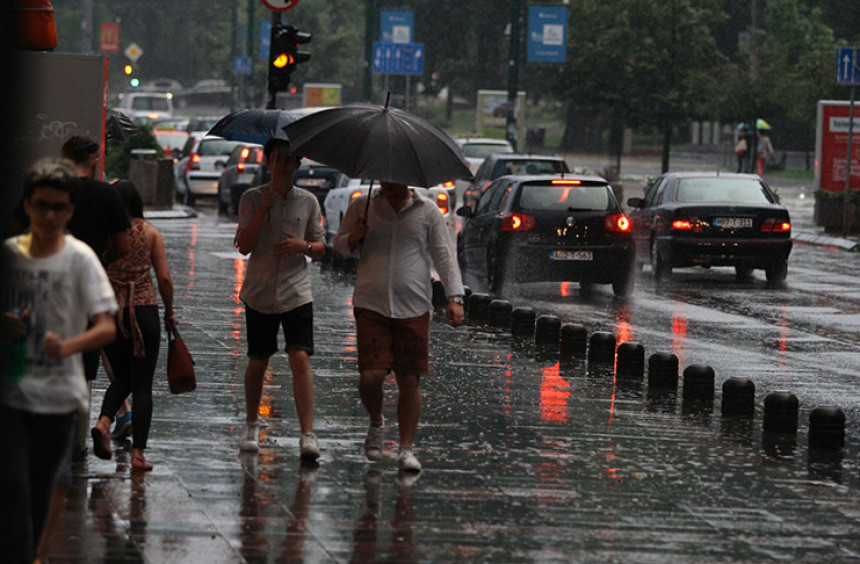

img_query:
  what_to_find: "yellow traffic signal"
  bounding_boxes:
[124,64,133,75]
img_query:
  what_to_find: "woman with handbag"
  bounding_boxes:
[90,180,177,471]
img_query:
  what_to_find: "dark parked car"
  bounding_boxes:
[292,163,351,212]
[457,174,635,296]
[626,172,792,283]
[463,153,570,209]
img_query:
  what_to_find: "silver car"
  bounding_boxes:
[175,136,246,205]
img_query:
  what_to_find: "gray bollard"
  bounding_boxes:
[468,293,491,325]
[511,307,536,338]
[559,324,587,360]
[762,391,799,434]
[535,315,561,348]
[682,364,715,401]
[616,341,644,378]
[808,406,845,451]
[489,299,513,331]
[432,280,447,310]
[647,352,679,389]
[588,331,616,365]
[721,377,755,419]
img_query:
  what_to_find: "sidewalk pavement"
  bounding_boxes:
[38,151,860,563]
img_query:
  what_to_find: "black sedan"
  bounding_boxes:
[457,174,635,296]
[626,172,792,283]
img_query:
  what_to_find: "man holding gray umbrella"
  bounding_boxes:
[333,181,465,473]
[234,137,325,461]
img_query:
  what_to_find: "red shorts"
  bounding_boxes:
[354,308,430,376]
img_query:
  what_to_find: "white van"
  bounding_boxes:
[117,91,174,124]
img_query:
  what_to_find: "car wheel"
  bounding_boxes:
[612,268,635,297]
[487,249,505,295]
[765,261,788,283]
[735,266,754,281]
[650,238,670,281]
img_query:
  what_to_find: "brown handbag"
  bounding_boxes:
[167,322,196,394]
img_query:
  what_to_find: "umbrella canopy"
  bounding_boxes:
[106,109,140,141]
[282,103,472,188]
[756,118,771,130]
[207,108,297,144]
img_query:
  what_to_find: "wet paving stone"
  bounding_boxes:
[40,213,860,563]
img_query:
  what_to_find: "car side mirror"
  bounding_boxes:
[626,197,644,209]
[456,206,474,218]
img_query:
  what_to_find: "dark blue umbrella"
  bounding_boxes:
[207,108,297,144]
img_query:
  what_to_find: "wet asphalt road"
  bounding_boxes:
[42,158,860,563]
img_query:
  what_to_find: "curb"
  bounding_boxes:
[793,231,860,252]
[144,206,198,220]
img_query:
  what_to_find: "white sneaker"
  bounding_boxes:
[239,421,260,452]
[300,432,320,461]
[364,421,385,461]
[397,447,421,473]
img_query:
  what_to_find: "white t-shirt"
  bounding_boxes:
[2,235,117,414]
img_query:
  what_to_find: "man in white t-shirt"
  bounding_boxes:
[0,158,117,563]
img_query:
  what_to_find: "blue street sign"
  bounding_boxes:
[234,56,252,76]
[527,6,568,63]
[259,20,271,60]
[372,42,424,76]
[837,48,860,85]
[381,11,413,44]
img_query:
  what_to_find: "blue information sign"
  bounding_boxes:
[234,56,252,76]
[259,20,271,60]
[372,42,424,76]
[837,48,860,85]
[381,11,413,44]
[527,6,568,63]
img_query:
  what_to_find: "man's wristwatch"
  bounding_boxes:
[304,242,312,254]
[449,296,465,305]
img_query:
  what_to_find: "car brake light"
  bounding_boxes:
[442,181,455,188]
[551,179,582,185]
[241,147,250,159]
[761,218,791,232]
[671,219,692,230]
[605,213,631,232]
[501,212,535,231]
[436,192,449,215]
[187,153,200,171]
[350,190,364,200]
[237,163,246,172]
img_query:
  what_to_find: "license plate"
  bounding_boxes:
[550,250,592,261]
[714,217,752,229]
[296,178,326,187]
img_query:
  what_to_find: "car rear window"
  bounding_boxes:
[463,143,513,159]
[675,178,774,204]
[492,159,567,178]
[130,96,170,111]
[518,182,613,211]
[198,139,242,156]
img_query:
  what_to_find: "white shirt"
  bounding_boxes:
[333,189,464,319]
[237,185,325,314]
[1,235,117,414]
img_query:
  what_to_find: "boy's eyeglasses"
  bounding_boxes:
[30,200,73,213]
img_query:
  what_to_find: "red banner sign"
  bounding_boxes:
[816,101,860,192]
[99,22,120,53]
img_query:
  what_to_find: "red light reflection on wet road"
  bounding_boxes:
[671,306,687,368]
[540,361,570,423]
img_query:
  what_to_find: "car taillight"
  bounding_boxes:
[605,213,631,232]
[241,147,251,159]
[187,153,200,172]
[761,218,791,232]
[237,163,246,172]
[671,216,705,231]
[501,212,535,231]
[442,181,455,189]
[436,192,449,215]
[551,179,582,186]
[350,190,364,200]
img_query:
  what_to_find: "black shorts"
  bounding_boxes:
[245,302,314,358]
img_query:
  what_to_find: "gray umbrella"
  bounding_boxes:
[282,98,472,188]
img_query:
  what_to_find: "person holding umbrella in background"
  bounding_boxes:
[234,137,325,461]
[333,182,465,473]
[755,119,776,176]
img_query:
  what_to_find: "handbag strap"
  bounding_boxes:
[167,320,182,342]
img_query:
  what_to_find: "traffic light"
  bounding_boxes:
[268,23,312,93]
[124,64,139,88]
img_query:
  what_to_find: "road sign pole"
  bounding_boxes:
[506,0,521,151]
[843,85,856,238]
